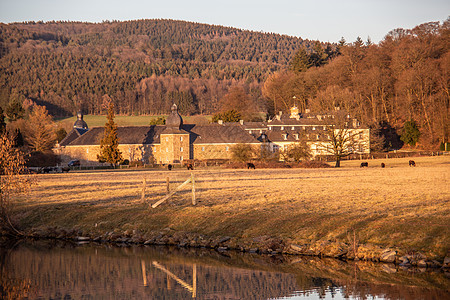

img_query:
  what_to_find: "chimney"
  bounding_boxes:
[334,106,340,111]
[218,120,223,125]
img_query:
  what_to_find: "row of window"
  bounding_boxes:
[201,146,230,152]
[164,136,185,142]
[281,133,325,140]
[160,146,232,152]
[267,125,328,131]
[273,143,366,152]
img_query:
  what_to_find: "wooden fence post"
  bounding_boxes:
[141,260,147,287]
[191,173,196,205]
[192,263,197,298]
[141,178,146,202]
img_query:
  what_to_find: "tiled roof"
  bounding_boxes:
[66,126,166,146]
[64,124,258,146]
[187,124,259,144]
[59,128,88,146]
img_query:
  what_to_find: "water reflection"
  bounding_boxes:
[1,239,448,299]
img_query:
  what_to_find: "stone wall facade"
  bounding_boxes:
[158,133,190,164]
[193,143,261,160]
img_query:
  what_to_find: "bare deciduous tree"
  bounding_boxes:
[318,113,370,167]
[280,141,312,162]
[0,133,34,235]
[231,143,254,162]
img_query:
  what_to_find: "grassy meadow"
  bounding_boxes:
[13,155,450,259]
[57,114,212,130]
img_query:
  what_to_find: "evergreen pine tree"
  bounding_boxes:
[25,105,56,152]
[290,48,312,73]
[97,102,123,166]
[401,120,421,146]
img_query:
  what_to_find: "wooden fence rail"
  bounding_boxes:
[151,173,196,208]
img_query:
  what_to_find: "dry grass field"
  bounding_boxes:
[13,155,450,258]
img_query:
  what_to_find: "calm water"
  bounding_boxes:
[1,239,448,299]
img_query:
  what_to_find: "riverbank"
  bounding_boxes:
[3,238,448,299]
[5,156,450,268]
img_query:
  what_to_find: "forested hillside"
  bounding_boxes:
[263,20,449,148]
[0,19,331,116]
[1,18,447,148]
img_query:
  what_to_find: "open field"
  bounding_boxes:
[57,114,212,128]
[12,156,450,259]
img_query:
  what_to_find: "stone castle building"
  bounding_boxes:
[56,104,370,165]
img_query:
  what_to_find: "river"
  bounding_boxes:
[1,239,448,299]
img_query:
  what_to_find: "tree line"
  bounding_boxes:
[263,20,449,148]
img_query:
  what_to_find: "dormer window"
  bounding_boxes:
[249,130,252,134]
[283,134,288,140]
[281,126,284,130]
[316,134,320,140]
[268,126,272,130]
[312,126,316,130]
[291,126,295,130]
[294,134,299,140]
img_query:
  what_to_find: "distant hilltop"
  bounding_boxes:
[0,19,337,116]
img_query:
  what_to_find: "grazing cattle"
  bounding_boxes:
[360,162,369,168]
[247,162,255,169]
[186,163,194,170]
[167,164,173,171]
[409,160,416,167]
[381,163,385,168]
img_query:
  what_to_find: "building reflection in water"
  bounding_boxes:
[1,239,448,299]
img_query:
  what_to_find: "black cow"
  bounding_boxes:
[409,160,416,167]
[381,163,385,168]
[186,163,194,170]
[247,162,255,169]
[360,162,368,168]
[167,164,173,171]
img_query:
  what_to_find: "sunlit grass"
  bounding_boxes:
[56,114,212,128]
[14,155,450,258]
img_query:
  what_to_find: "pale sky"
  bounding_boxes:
[0,0,448,43]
